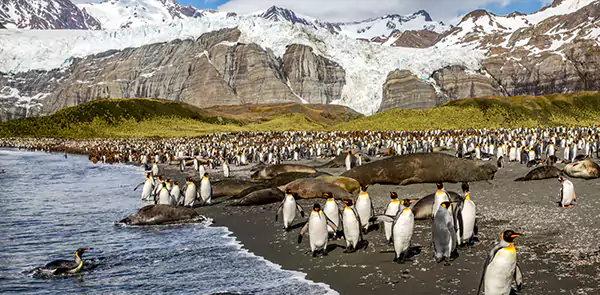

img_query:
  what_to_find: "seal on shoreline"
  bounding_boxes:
[118,205,203,226]
[284,178,352,200]
[318,151,371,169]
[232,188,285,206]
[410,191,464,220]
[251,164,317,180]
[341,153,497,186]
[316,175,361,193]
[514,166,562,181]
[564,160,600,179]
[211,179,261,198]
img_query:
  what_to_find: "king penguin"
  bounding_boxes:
[345,151,352,171]
[558,175,576,207]
[151,161,159,176]
[355,184,374,233]
[341,199,367,253]
[135,172,155,203]
[222,160,230,178]
[275,189,305,230]
[183,176,198,207]
[432,201,458,265]
[170,181,183,206]
[371,199,414,263]
[432,183,450,219]
[157,182,171,205]
[298,204,338,257]
[322,192,341,235]
[200,172,212,205]
[383,192,402,243]
[477,230,523,295]
[459,182,477,246]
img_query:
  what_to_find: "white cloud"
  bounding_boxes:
[218,0,529,23]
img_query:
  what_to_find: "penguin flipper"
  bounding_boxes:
[514,263,523,291]
[296,204,305,217]
[298,222,309,244]
[275,203,283,222]
[134,183,144,191]
[369,215,395,224]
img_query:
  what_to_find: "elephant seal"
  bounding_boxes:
[232,188,284,206]
[251,164,317,180]
[410,191,464,220]
[316,175,360,193]
[267,171,331,186]
[212,179,260,198]
[319,151,371,168]
[514,166,562,181]
[341,153,497,185]
[284,178,352,200]
[119,205,203,226]
[564,160,600,179]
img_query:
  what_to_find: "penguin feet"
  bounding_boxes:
[343,246,356,254]
[312,251,317,258]
[444,257,452,266]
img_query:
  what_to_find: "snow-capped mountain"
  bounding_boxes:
[0,0,101,29]
[77,0,207,30]
[255,6,449,43]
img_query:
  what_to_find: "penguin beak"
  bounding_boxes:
[84,248,92,253]
[510,233,522,238]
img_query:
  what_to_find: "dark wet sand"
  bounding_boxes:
[161,159,600,295]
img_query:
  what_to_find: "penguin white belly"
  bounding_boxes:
[170,186,181,205]
[158,189,171,205]
[200,180,212,204]
[485,249,517,295]
[432,191,449,218]
[345,156,352,171]
[342,209,360,248]
[355,195,372,230]
[461,200,476,243]
[184,184,197,206]
[198,166,205,178]
[282,197,297,228]
[141,181,153,200]
[152,165,159,175]
[384,202,400,241]
[323,201,340,233]
[223,165,230,178]
[308,213,328,251]
[561,182,575,206]
[393,210,414,257]
[509,149,516,162]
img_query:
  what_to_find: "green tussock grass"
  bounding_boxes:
[334,92,600,131]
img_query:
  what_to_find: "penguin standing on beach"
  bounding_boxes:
[198,164,206,180]
[157,182,171,205]
[432,183,450,219]
[371,199,414,263]
[432,201,458,265]
[322,193,341,235]
[558,175,576,207]
[298,204,338,257]
[458,183,477,246]
[200,172,212,205]
[134,172,155,202]
[383,192,402,243]
[222,160,230,178]
[345,151,352,171]
[170,181,183,206]
[179,159,185,172]
[355,184,374,234]
[341,199,367,253]
[193,157,199,172]
[183,177,199,207]
[276,189,305,231]
[151,161,159,176]
[477,230,523,295]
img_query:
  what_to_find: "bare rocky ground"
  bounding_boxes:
[162,157,600,295]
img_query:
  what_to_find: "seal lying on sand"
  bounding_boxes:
[564,160,600,179]
[284,178,352,200]
[316,175,360,193]
[341,153,497,185]
[251,164,317,180]
[232,188,284,206]
[410,191,464,220]
[212,179,260,198]
[514,166,562,181]
[267,171,331,186]
[119,205,203,226]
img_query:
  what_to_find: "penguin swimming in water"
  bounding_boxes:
[383,192,402,243]
[200,172,212,205]
[371,199,414,263]
[322,192,341,235]
[341,199,367,253]
[355,184,374,233]
[458,183,477,246]
[36,248,92,275]
[477,230,523,295]
[298,203,338,257]
[275,189,305,230]
[558,175,576,207]
[432,201,458,265]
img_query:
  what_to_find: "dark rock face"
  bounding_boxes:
[0,28,347,121]
[0,0,101,29]
[390,30,440,48]
[431,65,501,102]
[378,69,437,112]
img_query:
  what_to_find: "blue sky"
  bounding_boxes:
[177,0,550,23]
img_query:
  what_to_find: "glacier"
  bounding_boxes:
[0,14,483,115]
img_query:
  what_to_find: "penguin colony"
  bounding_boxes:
[4,125,599,294]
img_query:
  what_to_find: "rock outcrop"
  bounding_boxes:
[432,65,501,103]
[378,70,437,112]
[0,28,347,120]
[283,44,346,104]
[390,30,440,48]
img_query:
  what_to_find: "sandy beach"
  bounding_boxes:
[161,158,600,295]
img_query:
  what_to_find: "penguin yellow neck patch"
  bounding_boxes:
[505,243,516,252]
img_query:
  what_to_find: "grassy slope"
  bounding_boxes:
[2,93,600,138]
[335,92,600,131]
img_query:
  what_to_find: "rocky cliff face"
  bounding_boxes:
[283,44,346,104]
[0,0,101,29]
[378,70,437,112]
[0,28,347,120]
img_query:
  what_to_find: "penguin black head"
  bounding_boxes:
[436,183,444,190]
[203,172,209,178]
[390,192,398,200]
[401,199,413,207]
[360,184,369,192]
[343,199,354,207]
[286,189,293,195]
[461,182,470,193]
[323,192,334,199]
[75,248,92,258]
[146,172,152,178]
[174,181,179,185]
[312,203,321,212]
[440,201,453,209]
[501,230,522,243]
